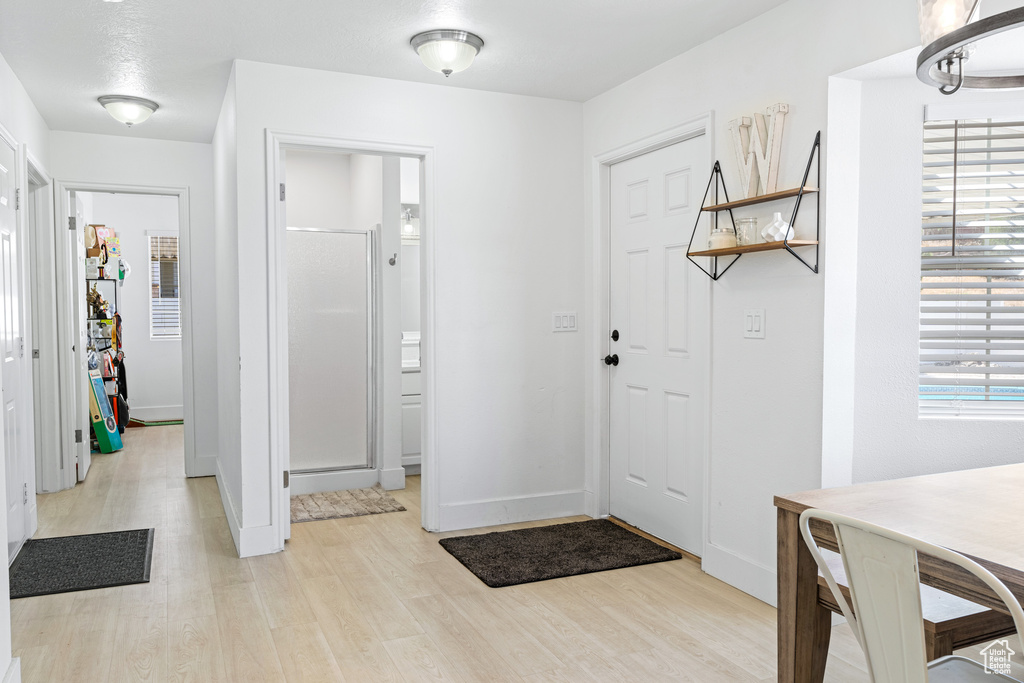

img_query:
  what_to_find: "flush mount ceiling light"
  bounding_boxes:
[917,0,1024,94]
[98,95,159,127]
[410,30,484,77]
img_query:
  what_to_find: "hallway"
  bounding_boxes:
[12,426,876,682]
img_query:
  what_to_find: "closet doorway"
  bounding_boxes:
[267,133,435,541]
[47,182,199,492]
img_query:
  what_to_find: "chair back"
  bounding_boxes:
[799,509,1024,683]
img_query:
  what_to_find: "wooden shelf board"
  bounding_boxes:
[688,240,818,258]
[701,187,818,212]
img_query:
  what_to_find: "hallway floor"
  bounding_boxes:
[12,425,885,682]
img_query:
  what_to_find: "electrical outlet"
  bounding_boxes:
[744,309,765,339]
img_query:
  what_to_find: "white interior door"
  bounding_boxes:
[71,193,89,481]
[0,136,27,561]
[608,136,709,554]
[286,228,374,473]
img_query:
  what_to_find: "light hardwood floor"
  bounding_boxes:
[11,426,996,681]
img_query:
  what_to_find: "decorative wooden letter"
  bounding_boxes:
[729,103,789,198]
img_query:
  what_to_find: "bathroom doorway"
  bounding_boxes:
[274,143,428,536]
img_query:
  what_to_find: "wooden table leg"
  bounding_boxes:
[777,507,831,682]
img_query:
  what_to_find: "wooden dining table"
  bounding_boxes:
[775,462,1024,682]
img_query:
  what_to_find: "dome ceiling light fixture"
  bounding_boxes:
[98,95,159,127]
[410,30,484,77]
[917,0,1024,95]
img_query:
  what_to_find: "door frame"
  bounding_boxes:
[0,121,40,560]
[588,112,715,556]
[51,180,199,490]
[265,130,438,547]
[22,146,50,522]
[284,225,380,493]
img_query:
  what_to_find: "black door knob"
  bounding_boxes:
[603,354,619,366]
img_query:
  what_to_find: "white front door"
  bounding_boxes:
[0,136,27,561]
[608,136,709,555]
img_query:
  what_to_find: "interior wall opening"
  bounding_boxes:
[282,148,423,501]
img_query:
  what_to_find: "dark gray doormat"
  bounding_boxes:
[438,519,682,588]
[9,528,155,599]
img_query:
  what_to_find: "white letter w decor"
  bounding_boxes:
[729,103,788,198]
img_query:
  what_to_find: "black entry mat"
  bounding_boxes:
[438,519,682,588]
[9,528,155,599]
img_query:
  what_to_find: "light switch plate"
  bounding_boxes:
[553,311,578,332]
[744,308,766,339]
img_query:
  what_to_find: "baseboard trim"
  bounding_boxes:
[215,459,243,556]
[27,502,38,540]
[403,464,421,476]
[438,489,586,532]
[701,541,777,606]
[213,461,282,558]
[4,656,21,683]
[401,455,421,467]
[380,467,405,491]
[289,468,379,495]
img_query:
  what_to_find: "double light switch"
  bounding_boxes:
[744,309,765,339]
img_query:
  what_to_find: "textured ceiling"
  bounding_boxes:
[0,0,788,143]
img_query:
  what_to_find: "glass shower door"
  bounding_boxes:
[286,228,374,472]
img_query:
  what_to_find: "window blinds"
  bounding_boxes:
[920,118,1024,416]
[149,234,180,338]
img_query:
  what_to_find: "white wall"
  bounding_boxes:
[86,192,184,420]
[0,45,52,683]
[0,52,49,162]
[349,154,382,231]
[284,150,351,229]
[582,0,921,604]
[846,77,1024,483]
[213,64,243,543]
[212,59,584,549]
[49,131,219,477]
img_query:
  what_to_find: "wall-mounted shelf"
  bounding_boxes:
[688,239,818,258]
[686,131,821,281]
[700,186,818,213]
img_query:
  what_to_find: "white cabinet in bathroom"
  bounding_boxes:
[401,368,422,471]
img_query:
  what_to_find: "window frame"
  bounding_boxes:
[918,113,1024,419]
[147,230,182,341]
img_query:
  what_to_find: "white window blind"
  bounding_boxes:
[149,234,180,338]
[920,118,1024,417]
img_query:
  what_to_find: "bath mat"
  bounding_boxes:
[438,519,682,588]
[9,528,155,599]
[290,484,406,523]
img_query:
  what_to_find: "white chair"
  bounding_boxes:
[799,509,1024,682]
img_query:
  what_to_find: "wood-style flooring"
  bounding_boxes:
[10,425,998,681]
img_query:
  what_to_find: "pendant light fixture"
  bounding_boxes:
[410,30,484,77]
[98,95,159,126]
[917,0,1024,94]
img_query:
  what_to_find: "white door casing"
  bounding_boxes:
[48,182,200,494]
[71,193,90,482]
[267,130,437,555]
[608,135,709,555]
[0,134,27,562]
